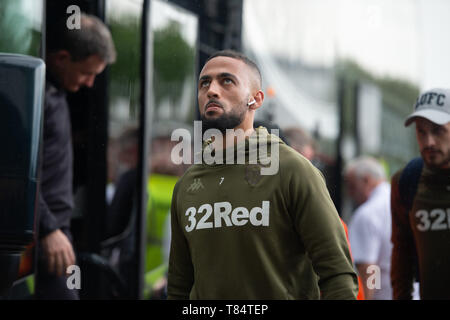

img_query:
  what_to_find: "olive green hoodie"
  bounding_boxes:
[168,127,358,299]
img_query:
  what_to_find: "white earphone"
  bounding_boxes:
[247,100,256,106]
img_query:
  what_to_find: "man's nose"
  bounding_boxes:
[206,81,220,98]
[85,75,96,88]
[423,133,436,147]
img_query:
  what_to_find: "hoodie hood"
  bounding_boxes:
[198,126,283,168]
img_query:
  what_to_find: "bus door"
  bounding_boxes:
[44,0,152,299]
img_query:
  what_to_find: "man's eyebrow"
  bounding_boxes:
[198,72,238,82]
[218,72,238,81]
[199,75,211,82]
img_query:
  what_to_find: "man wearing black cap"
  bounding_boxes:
[391,88,450,300]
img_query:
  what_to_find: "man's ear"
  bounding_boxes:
[249,90,264,110]
[52,50,72,66]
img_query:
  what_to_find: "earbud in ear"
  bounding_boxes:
[247,100,256,106]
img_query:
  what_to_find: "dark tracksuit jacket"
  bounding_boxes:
[168,127,358,300]
[38,80,74,241]
[391,165,450,300]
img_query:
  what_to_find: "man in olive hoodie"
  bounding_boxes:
[167,50,358,300]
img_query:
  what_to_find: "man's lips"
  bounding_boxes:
[423,149,441,157]
[205,102,223,112]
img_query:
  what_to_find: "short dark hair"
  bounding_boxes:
[205,50,262,89]
[47,13,116,63]
[283,127,315,150]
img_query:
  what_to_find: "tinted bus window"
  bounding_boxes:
[151,0,198,132]
[140,0,198,299]
[106,0,143,204]
[103,0,144,297]
[0,0,44,57]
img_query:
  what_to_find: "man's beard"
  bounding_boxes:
[421,147,450,169]
[201,104,246,134]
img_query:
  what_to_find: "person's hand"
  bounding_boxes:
[41,229,76,276]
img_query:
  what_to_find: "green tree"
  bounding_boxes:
[153,20,195,112]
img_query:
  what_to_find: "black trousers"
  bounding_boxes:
[35,262,80,300]
[34,230,79,300]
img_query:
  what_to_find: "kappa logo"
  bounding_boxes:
[187,178,204,192]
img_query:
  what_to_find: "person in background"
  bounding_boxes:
[144,135,188,299]
[37,13,115,299]
[283,126,316,161]
[344,157,393,300]
[106,127,140,204]
[391,88,450,300]
[284,128,366,300]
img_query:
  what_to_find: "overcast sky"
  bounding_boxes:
[244,0,450,90]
